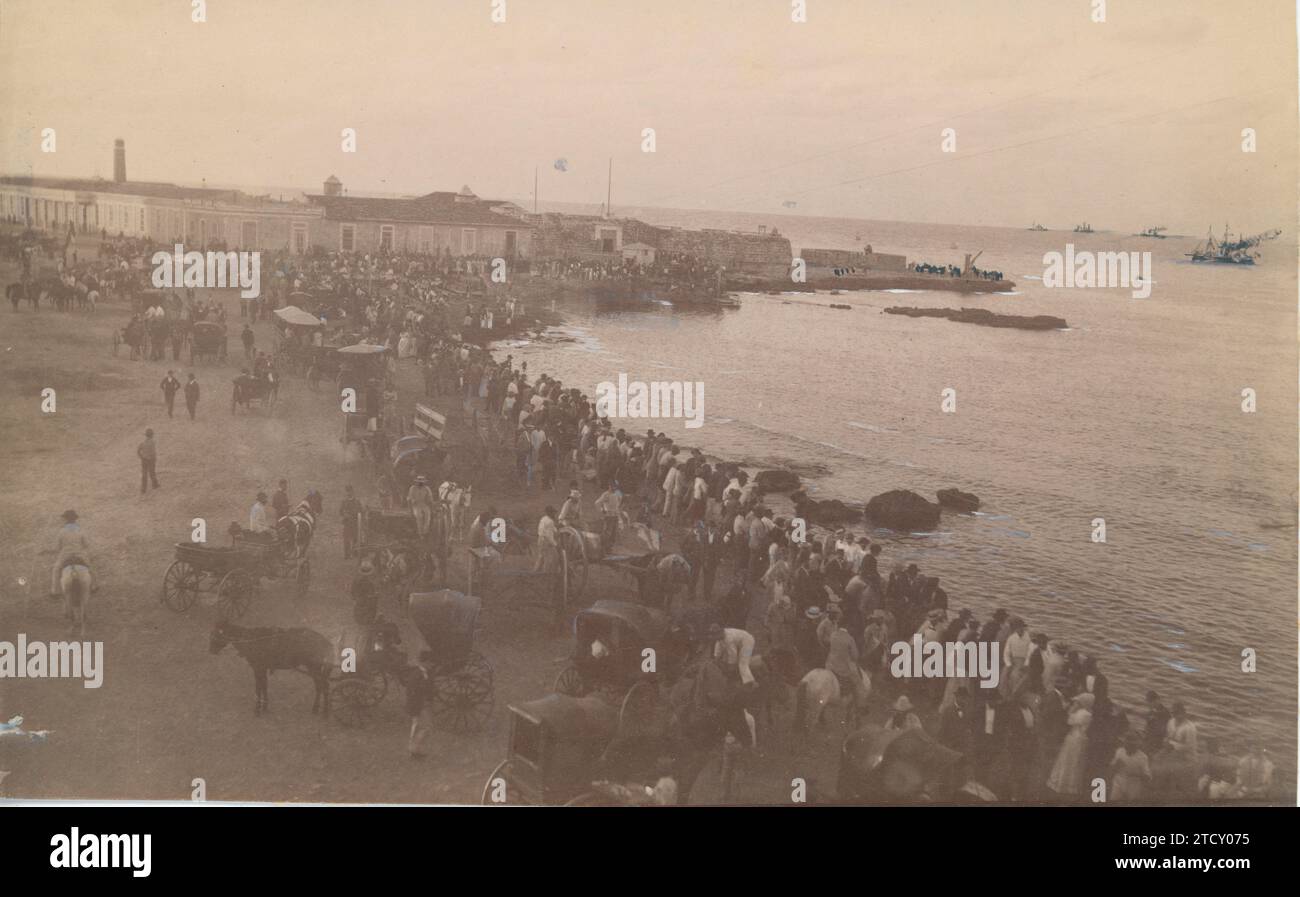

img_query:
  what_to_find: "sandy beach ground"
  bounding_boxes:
[0,261,847,805]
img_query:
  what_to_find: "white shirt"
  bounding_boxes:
[249,502,272,533]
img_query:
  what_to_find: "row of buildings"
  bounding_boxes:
[1,140,792,273]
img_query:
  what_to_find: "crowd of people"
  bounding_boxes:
[421,347,1279,803]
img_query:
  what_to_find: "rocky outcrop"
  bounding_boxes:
[864,489,941,531]
[936,488,981,513]
[791,490,862,525]
[755,469,801,493]
[884,306,1067,331]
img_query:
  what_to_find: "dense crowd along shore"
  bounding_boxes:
[3,225,1284,804]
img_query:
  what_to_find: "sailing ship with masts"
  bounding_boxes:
[1187,224,1281,265]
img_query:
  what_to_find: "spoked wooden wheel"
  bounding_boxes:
[430,652,494,733]
[161,560,200,612]
[333,676,385,729]
[217,569,254,619]
[554,664,587,697]
[557,529,588,598]
[618,680,663,739]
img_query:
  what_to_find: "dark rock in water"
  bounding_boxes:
[755,469,801,492]
[865,489,942,531]
[936,488,981,512]
[884,306,1067,331]
[792,492,861,525]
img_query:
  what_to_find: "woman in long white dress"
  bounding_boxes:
[1047,692,1095,796]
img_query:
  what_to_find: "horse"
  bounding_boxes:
[60,561,92,639]
[793,666,871,737]
[437,480,473,539]
[209,621,332,716]
[6,282,26,312]
[232,372,279,413]
[275,492,322,560]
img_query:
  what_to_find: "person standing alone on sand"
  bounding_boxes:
[137,428,160,494]
[184,373,200,420]
[160,370,181,418]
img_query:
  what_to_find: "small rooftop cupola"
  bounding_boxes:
[455,185,477,203]
[323,175,342,196]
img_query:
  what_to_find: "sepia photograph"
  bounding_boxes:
[1,0,1297,857]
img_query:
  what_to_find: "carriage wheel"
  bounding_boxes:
[430,652,494,733]
[557,531,588,598]
[295,558,311,596]
[554,664,587,697]
[333,677,381,729]
[217,569,254,619]
[618,680,661,739]
[161,560,200,612]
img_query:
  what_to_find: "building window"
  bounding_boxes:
[419,226,437,254]
[292,222,308,254]
[461,228,477,254]
[505,230,517,256]
[340,224,356,252]
[379,224,394,251]
[139,208,145,230]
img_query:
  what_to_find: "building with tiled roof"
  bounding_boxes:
[305,177,532,257]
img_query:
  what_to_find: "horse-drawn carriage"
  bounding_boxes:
[471,524,589,630]
[332,590,494,732]
[232,369,279,412]
[161,530,311,619]
[481,602,706,806]
[552,601,695,728]
[191,320,228,364]
[354,505,441,603]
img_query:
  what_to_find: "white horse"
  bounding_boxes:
[794,667,871,735]
[438,481,473,540]
[60,563,92,638]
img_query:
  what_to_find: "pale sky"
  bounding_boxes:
[0,0,1295,232]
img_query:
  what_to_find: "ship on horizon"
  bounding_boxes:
[1073,222,1094,233]
[1136,225,1168,239]
[1027,222,1048,231]
[1187,224,1281,265]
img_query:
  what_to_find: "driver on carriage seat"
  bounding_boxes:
[248,492,274,536]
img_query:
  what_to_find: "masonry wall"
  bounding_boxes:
[800,247,908,272]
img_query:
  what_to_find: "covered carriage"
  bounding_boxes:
[272,304,327,373]
[552,600,694,737]
[332,590,494,732]
[190,320,228,364]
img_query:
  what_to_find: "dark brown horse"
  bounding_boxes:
[209,621,332,716]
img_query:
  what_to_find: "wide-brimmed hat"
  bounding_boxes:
[256,491,268,501]
[358,559,375,574]
[62,509,78,522]
[804,606,822,619]
[892,696,915,713]
[868,609,886,621]
[415,475,428,484]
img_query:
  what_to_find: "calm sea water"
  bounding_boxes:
[498,209,1298,763]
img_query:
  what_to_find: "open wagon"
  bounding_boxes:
[161,531,310,618]
[190,320,228,364]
